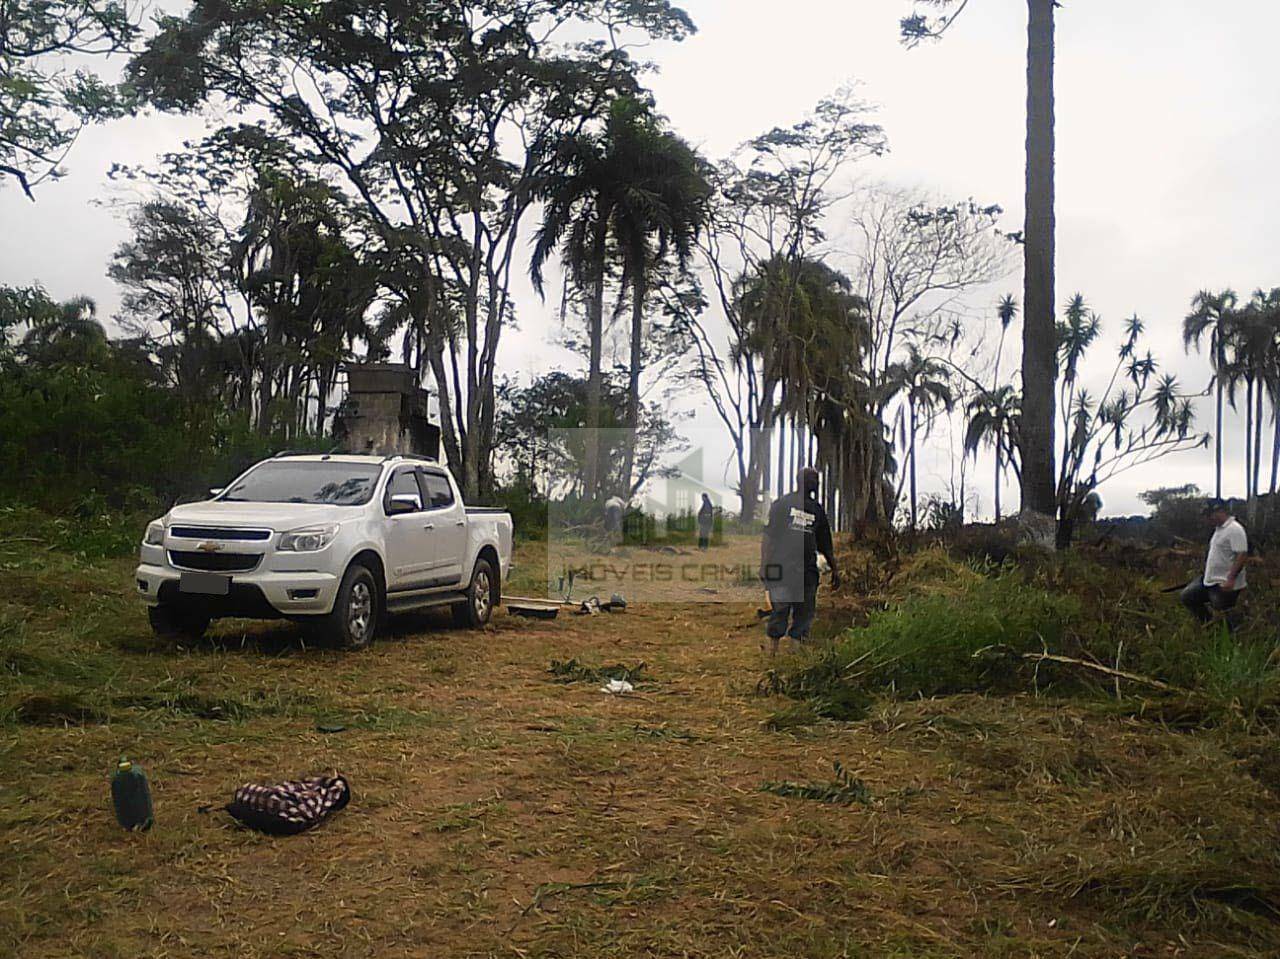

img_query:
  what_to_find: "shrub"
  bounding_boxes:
[1141,484,1207,545]
[773,569,1080,703]
[489,483,549,541]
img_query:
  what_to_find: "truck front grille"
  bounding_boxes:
[169,526,272,541]
[168,551,262,573]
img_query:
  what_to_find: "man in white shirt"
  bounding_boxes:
[1180,499,1248,625]
[604,494,626,538]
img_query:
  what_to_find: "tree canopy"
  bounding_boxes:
[0,0,137,197]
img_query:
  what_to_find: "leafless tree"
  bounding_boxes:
[837,185,1013,525]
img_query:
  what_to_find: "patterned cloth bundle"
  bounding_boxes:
[225,774,350,835]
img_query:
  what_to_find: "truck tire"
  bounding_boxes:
[148,605,210,645]
[452,557,497,628]
[318,564,379,650]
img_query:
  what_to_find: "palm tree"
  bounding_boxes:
[890,344,955,529]
[965,384,1021,521]
[1224,302,1269,501]
[736,258,855,445]
[993,294,1018,389]
[19,295,108,367]
[1253,288,1280,496]
[1223,289,1280,503]
[532,123,611,500]
[1183,289,1238,499]
[534,98,705,501]
[607,101,710,494]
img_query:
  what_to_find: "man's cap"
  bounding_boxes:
[1203,497,1228,514]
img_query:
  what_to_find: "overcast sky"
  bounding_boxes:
[3,0,1277,516]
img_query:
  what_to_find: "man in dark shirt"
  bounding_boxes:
[697,493,715,550]
[760,467,840,654]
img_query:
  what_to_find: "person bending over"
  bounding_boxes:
[1181,498,1248,626]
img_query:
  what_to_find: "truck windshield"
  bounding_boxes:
[221,461,381,505]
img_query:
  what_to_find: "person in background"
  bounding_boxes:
[1181,498,1248,625]
[697,493,715,550]
[760,466,839,654]
[604,494,626,540]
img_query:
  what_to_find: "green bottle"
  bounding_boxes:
[111,757,154,831]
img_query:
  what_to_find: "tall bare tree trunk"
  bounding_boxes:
[1253,381,1264,498]
[908,397,919,530]
[1214,349,1224,499]
[742,431,764,524]
[428,341,463,478]
[776,384,787,497]
[994,444,1002,521]
[621,271,645,495]
[1019,0,1057,518]
[1243,378,1254,506]
[584,226,607,502]
[1269,403,1280,496]
[761,416,773,505]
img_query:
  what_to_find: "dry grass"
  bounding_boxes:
[2,537,1279,957]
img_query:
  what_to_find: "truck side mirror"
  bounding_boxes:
[386,494,420,515]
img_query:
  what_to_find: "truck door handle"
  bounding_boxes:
[423,523,434,531]
[454,520,465,527]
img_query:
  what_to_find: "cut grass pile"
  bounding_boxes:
[761,761,872,806]
[547,657,649,684]
[866,695,1280,942]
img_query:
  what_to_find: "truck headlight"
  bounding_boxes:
[278,525,339,552]
[143,522,165,546]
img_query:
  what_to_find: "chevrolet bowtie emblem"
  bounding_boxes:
[197,541,223,553]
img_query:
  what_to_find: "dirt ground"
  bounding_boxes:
[3,540,1279,958]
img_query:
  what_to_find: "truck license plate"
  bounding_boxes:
[179,572,230,596]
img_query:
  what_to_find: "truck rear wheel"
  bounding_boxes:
[317,564,379,650]
[148,605,210,645]
[452,557,497,628]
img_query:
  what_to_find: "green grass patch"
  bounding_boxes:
[770,568,1078,707]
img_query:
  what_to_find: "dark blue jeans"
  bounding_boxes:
[766,569,819,641]
[1180,576,1240,625]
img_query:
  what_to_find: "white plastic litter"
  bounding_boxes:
[600,679,634,695]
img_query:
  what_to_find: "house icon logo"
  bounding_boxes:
[637,448,721,540]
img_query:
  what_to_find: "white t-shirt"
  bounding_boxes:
[1204,517,1248,589]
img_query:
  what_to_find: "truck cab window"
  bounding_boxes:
[422,472,455,509]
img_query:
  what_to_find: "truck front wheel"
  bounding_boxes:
[148,605,211,645]
[317,564,379,650]
[452,557,497,628]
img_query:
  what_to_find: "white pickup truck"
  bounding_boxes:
[135,453,513,649]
